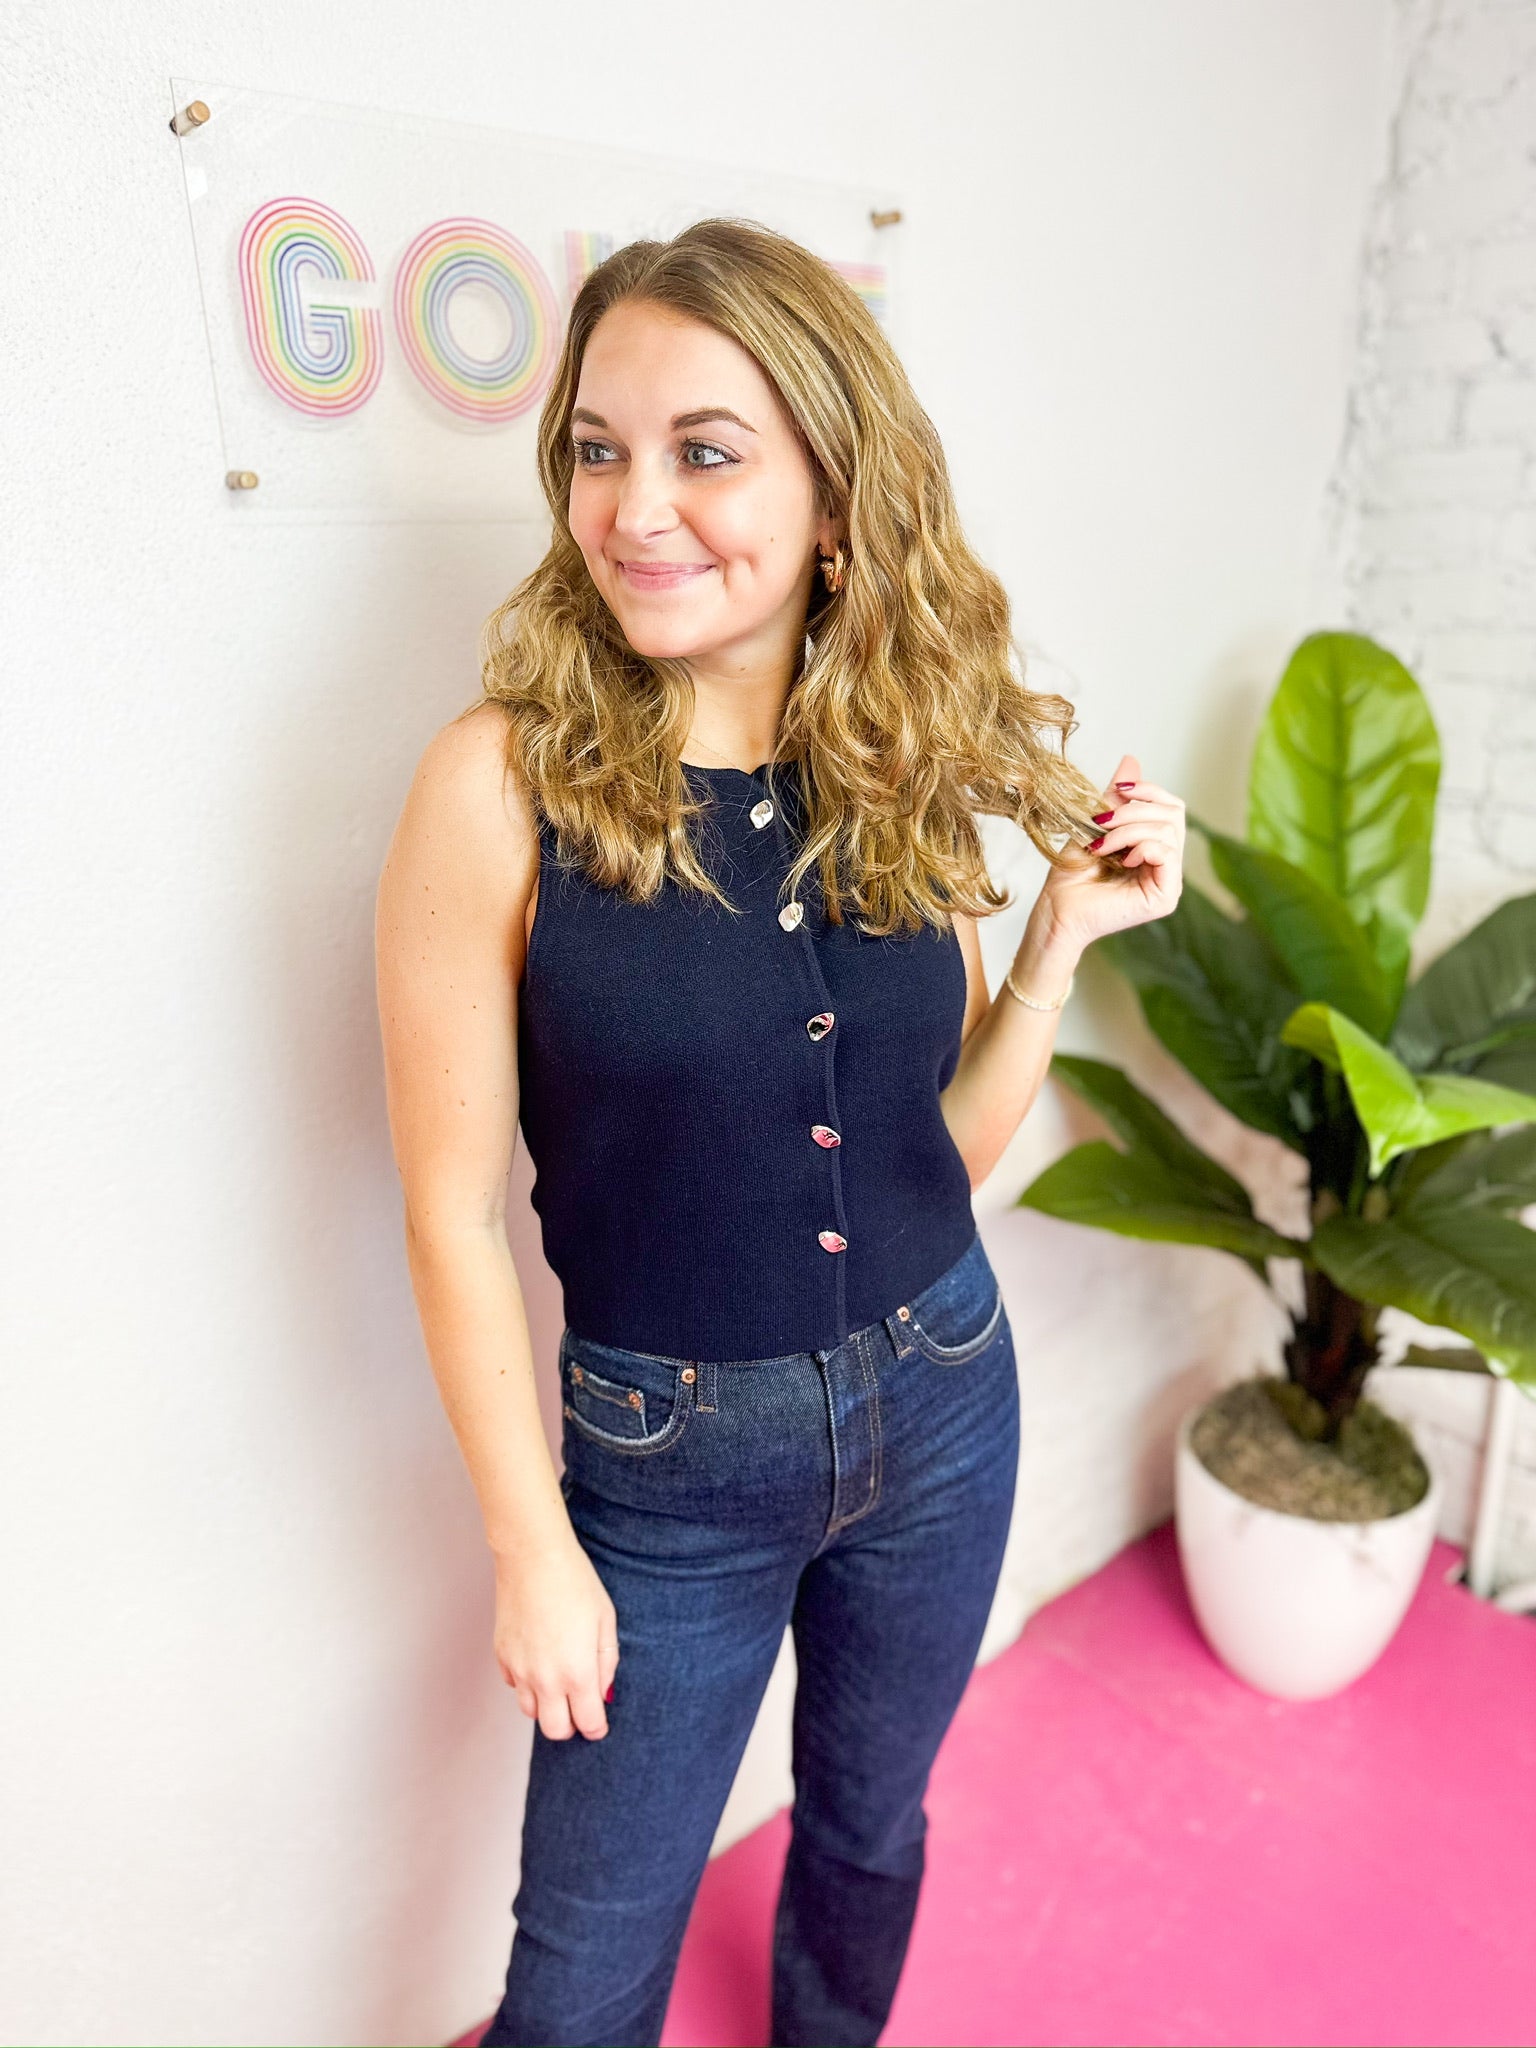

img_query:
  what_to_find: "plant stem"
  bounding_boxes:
[1290,1063,1379,1438]
[1285,1266,1380,1438]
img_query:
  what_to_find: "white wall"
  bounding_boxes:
[1313,0,1536,1590]
[1,5,1395,2044]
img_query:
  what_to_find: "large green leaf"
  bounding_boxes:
[1100,884,1313,1149]
[1280,1002,1536,1175]
[1393,1126,1536,1216]
[1019,1144,1305,1266]
[1017,1055,1306,1271]
[1312,1208,1536,1384]
[1248,631,1440,1001]
[1193,821,1395,1039]
[1400,1343,1494,1374]
[1048,1054,1256,1204]
[1392,894,1536,1090]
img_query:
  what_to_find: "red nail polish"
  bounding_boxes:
[1092,809,1115,824]
[1088,834,1105,850]
[1115,781,1136,791]
[604,1682,614,1703]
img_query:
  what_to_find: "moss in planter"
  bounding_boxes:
[1189,1377,1430,1521]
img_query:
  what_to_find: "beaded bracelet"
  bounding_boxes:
[1003,965,1075,1012]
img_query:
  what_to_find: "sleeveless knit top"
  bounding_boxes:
[515,758,978,1359]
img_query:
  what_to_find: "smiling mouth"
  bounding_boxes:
[616,561,716,590]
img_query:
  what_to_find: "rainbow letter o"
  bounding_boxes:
[238,197,383,417]
[393,218,560,424]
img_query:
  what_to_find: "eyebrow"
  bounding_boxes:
[570,406,759,435]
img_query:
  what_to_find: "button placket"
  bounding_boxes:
[767,774,854,1315]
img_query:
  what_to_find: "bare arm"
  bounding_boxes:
[375,701,617,1742]
[942,751,1187,1187]
[942,903,1082,1188]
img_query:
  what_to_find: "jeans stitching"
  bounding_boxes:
[821,1351,846,1536]
[567,1364,649,1433]
[565,1334,696,1369]
[906,1283,1004,1366]
[826,1326,882,1534]
[862,1324,884,1515]
[562,1368,695,1456]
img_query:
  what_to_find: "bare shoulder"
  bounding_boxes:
[375,700,538,1219]
[378,699,539,937]
[392,698,537,867]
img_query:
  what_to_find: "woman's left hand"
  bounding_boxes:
[1039,752,1185,950]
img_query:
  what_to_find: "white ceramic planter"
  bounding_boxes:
[1174,1396,1444,1701]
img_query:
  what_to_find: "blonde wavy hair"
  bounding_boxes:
[477,215,1103,935]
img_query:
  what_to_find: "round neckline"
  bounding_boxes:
[681,759,774,781]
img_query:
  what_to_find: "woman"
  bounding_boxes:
[375,217,1185,2048]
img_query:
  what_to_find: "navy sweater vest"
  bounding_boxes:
[516,759,978,1359]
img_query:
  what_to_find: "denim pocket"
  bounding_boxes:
[904,1235,1005,1366]
[560,1330,696,1455]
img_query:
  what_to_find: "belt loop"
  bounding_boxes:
[884,1309,915,1359]
[694,1358,718,1413]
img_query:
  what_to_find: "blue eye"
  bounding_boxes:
[570,437,739,471]
[682,440,737,470]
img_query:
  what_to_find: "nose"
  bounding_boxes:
[611,451,681,544]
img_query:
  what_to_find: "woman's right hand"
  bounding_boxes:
[492,1530,620,1741]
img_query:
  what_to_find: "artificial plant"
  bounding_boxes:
[1018,630,1536,1440]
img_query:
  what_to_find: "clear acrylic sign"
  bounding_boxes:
[172,79,900,523]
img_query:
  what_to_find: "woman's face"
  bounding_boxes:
[566,300,836,673]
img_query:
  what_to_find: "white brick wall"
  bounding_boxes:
[1321,0,1536,1589]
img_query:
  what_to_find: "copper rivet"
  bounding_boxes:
[563,1404,574,1417]
[680,1367,697,1384]
[897,1306,911,1321]
[627,1389,642,1409]
[571,1365,584,1382]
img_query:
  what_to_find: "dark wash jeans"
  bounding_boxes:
[479,1229,1020,2048]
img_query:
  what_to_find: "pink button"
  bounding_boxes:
[818,1230,848,1253]
[811,1125,842,1148]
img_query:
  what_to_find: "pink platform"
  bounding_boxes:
[464,1521,1536,2048]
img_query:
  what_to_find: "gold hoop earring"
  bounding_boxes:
[819,544,847,594]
